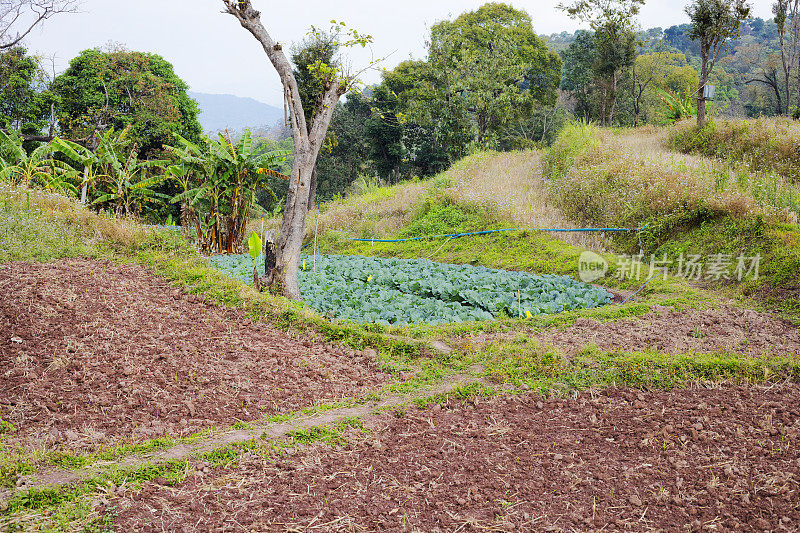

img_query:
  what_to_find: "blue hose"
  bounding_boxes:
[348,227,638,244]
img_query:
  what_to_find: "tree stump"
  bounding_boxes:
[258,230,278,291]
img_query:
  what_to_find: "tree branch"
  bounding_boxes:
[0,0,80,49]
[221,0,309,141]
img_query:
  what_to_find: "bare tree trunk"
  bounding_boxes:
[306,166,317,211]
[80,166,89,204]
[697,43,710,127]
[223,0,344,300]
[608,72,618,126]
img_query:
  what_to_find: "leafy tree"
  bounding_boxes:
[381,59,473,176]
[0,47,53,135]
[560,30,597,119]
[223,1,372,299]
[559,0,644,126]
[315,93,372,199]
[632,50,698,124]
[429,2,562,145]
[52,46,202,159]
[292,29,339,207]
[685,0,751,125]
[736,42,786,115]
[366,84,404,182]
[664,24,702,59]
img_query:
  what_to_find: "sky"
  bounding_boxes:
[22,0,774,108]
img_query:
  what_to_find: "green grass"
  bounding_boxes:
[482,337,800,393]
[1,460,190,525]
[286,417,364,447]
[0,433,208,489]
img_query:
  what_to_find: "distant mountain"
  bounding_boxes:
[189,91,283,134]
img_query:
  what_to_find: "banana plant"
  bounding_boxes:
[0,131,80,195]
[658,89,697,123]
[92,145,168,218]
[165,129,290,253]
[50,137,108,204]
[247,230,263,290]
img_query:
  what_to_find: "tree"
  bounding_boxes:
[632,50,698,125]
[314,94,372,200]
[773,0,800,113]
[429,3,562,145]
[560,30,597,120]
[0,47,53,135]
[685,0,751,125]
[292,29,339,208]
[381,59,473,176]
[0,0,78,50]
[559,0,644,126]
[222,0,370,299]
[52,46,202,159]
[366,84,404,182]
[736,42,785,115]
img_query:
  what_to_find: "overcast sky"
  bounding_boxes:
[23,0,774,108]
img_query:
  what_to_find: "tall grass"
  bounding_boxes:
[0,183,182,262]
[542,122,799,231]
[277,151,603,250]
[669,117,800,184]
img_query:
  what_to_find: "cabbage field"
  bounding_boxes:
[208,254,613,326]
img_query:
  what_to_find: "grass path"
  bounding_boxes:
[3,363,488,498]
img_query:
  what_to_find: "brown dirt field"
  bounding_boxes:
[0,259,391,450]
[111,384,800,532]
[540,303,800,357]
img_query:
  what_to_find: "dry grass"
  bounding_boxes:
[442,151,605,249]
[318,178,429,238]
[251,152,606,250]
[543,122,800,229]
[248,179,428,243]
[670,117,800,183]
[0,183,169,261]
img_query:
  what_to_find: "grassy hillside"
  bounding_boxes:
[669,118,800,191]
[541,122,800,318]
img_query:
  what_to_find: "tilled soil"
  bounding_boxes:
[0,259,390,450]
[541,304,800,357]
[112,384,800,532]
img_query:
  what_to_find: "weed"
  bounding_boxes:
[285,418,364,447]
